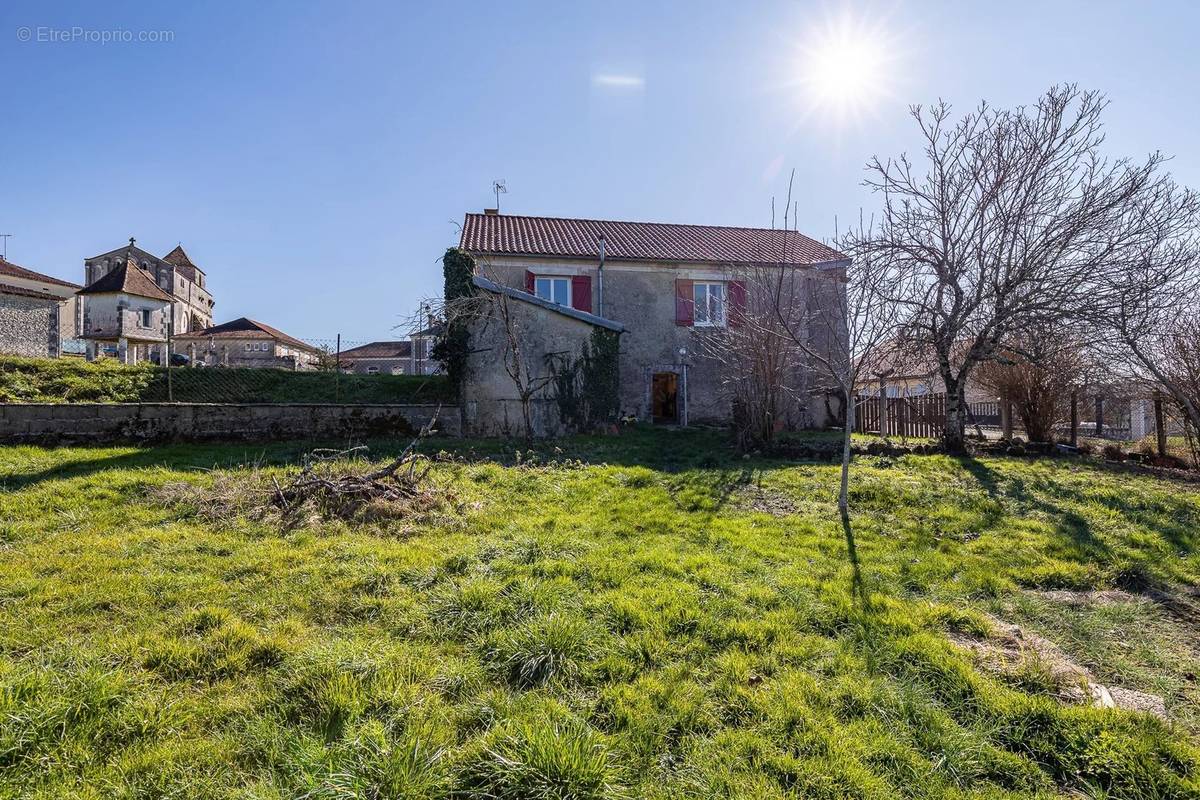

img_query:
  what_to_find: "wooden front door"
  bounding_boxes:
[651,372,679,424]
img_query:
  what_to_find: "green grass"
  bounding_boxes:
[1,428,1199,798]
[0,355,452,404]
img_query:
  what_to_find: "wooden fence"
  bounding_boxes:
[853,393,947,439]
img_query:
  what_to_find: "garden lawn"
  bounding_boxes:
[1,428,1198,799]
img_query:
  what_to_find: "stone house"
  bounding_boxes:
[77,260,173,363]
[172,317,321,370]
[0,257,82,357]
[462,275,624,436]
[339,338,438,375]
[0,283,62,358]
[84,239,214,334]
[457,211,848,432]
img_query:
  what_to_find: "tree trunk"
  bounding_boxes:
[520,394,535,442]
[839,398,854,515]
[942,378,968,452]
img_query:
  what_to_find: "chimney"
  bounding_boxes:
[483,208,499,216]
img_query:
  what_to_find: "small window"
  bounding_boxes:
[693,282,726,327]
[139,309,152,327]
[244,343,252,351]
[534,276,570,306]
[366,366,380,375]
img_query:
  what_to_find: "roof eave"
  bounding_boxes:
[472,275,625,332]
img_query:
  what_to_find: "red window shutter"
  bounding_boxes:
[675,279,694,326]
[525,270,536,294]
[728,280,747,327]
[571,275,592,312]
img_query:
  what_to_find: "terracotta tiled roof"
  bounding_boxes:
[162,245,200,282]
[78,260,173,301]
[173,317,317,353]
[0,282,59,301]
[460,212,847,267]
[339,341,413,359]
[0,257,81,289]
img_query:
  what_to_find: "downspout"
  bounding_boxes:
[596,233,606,317]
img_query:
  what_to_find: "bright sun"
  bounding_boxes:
[793,9,902,126]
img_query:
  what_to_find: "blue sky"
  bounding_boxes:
[3,0,1198,344]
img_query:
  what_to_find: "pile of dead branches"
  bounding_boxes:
[271,413,445,525]
[153,411,457,530]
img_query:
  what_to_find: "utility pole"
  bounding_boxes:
[335,333,341,402]
[166,300,175,402]
[0,234,11,260]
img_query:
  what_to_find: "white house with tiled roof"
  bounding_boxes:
[84,238,214,335]
[77,259,174,364]
[458,210,849,430]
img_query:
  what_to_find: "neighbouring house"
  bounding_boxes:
[0,256,82,357]
[339,335,440,375]
[456,210,849,435]
[84,238,214,334]
[172,317,321,370]
[853,339,996,402]
[77,259,173,364]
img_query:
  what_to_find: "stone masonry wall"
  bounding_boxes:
[0,403,458,445]
[0,293,59,358]
[481,255,845,427]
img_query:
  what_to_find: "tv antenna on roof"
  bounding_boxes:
[492,179,507,212]
[0,234,11,260]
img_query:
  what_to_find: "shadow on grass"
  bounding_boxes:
[0,439,354,490]
[956,453,1113,565]
[2,427,774,491]
[841,509,870,610]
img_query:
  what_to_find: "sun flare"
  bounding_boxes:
[792,8,904,127]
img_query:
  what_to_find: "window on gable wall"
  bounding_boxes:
[693,282,726,327]
[534,277,570,306]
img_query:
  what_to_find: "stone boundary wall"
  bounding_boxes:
[0,403,459,445]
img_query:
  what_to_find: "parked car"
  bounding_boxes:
[149,352,191,367]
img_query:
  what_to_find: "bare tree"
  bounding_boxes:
[702,169,904,516]
[974,326,1087,442]
[769,222,905,516]
[860,85,1189,451]
[425,256,560,442]
[1161,313,1200,466]
[695,261,806,452]
[1095,215,1200,460]
[488,286,558,441]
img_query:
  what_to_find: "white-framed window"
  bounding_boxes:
[693,282,726,327]
[139,309,152,327]
[244,343,252,351]
[366,366,380,375]
[534,276,570,306]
